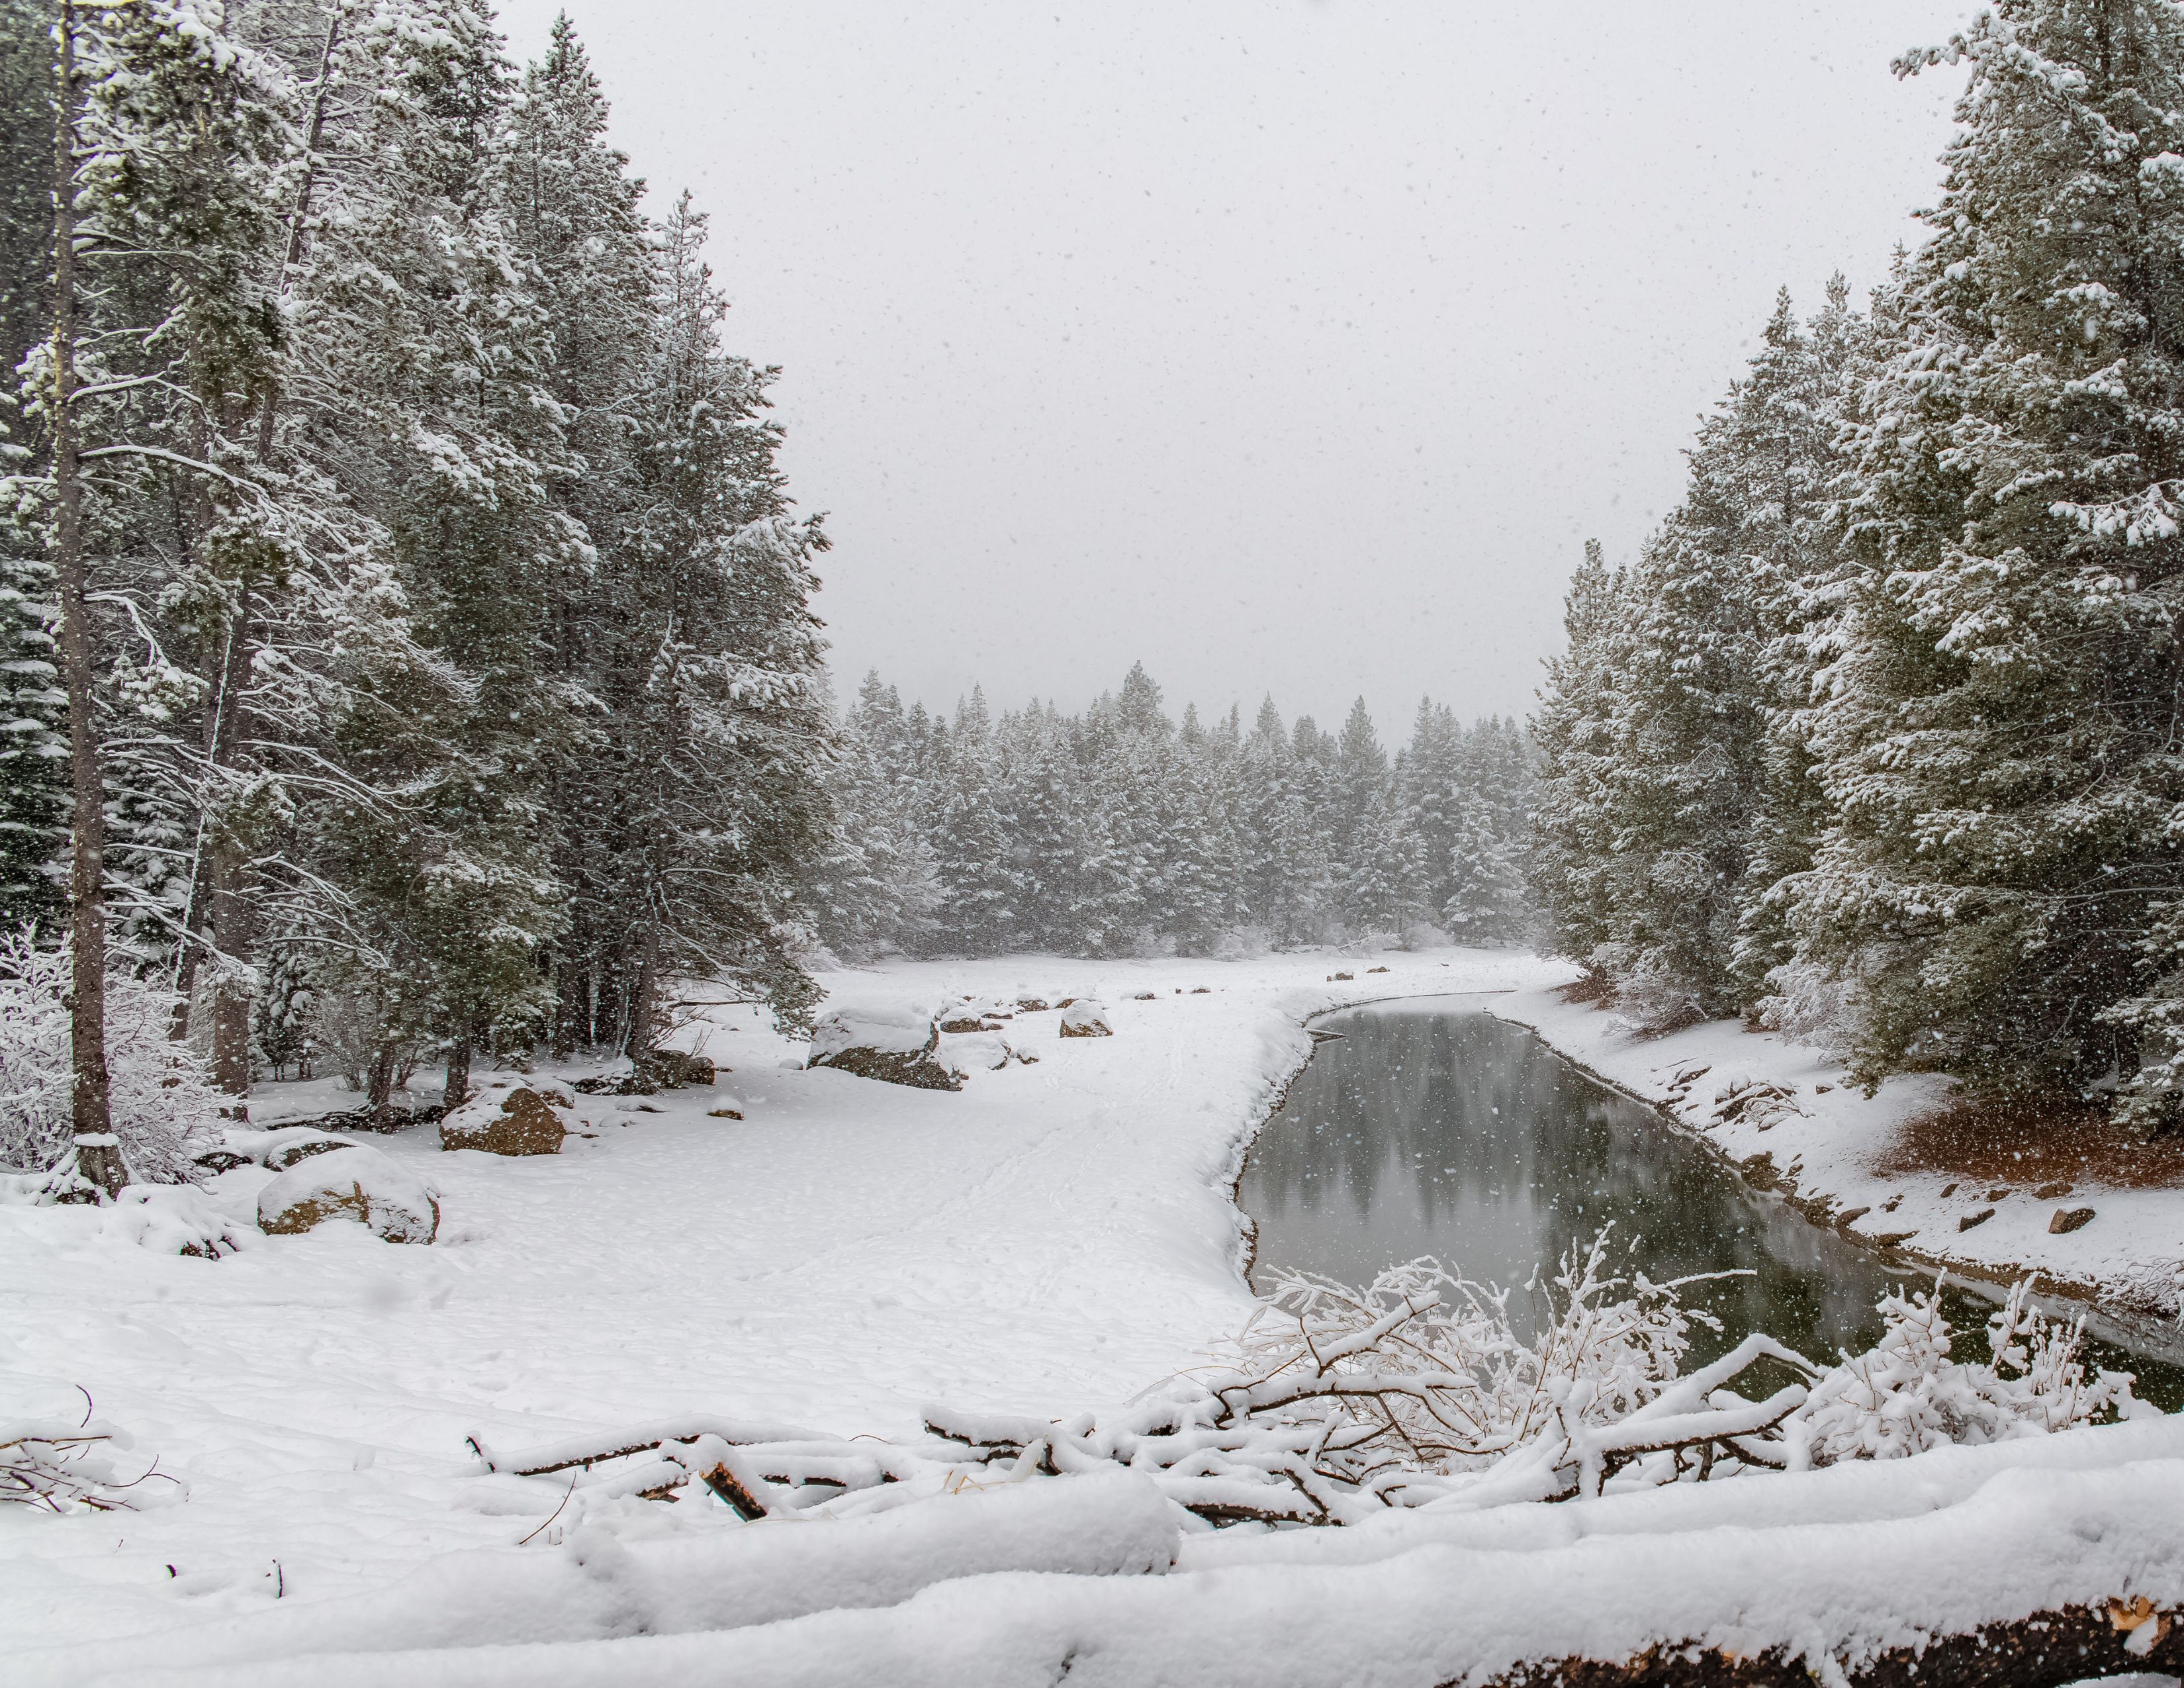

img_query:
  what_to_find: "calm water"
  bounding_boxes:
[1239,996,2184,1409]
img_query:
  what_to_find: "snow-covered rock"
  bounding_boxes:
[439,1078,573,1157]
[261,1130,360,1172]
[257,1145,440,1244]
[1059,1000,1112,1038]
[808,1000,961,1090]
[939,1030,1011,1075]
[99,1184,246,1258]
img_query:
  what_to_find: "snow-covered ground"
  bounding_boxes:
[2,947,1557,1672]
[7,945,2183,1685]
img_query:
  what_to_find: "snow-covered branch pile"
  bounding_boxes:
[1,1409,178,1514]
[471,1240,2140,1534]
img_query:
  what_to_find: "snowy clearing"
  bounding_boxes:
[7,946,2183,1685]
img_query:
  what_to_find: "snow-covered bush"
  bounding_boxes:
[1786,1276,2131,1467]
[0,928,217,1187]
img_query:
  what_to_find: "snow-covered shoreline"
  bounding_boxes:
[1488,986,2184,1353]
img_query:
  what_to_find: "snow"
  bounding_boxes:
[1489,986,2184,1346]
[807,996,942,1060]
[5,945,2180,1683]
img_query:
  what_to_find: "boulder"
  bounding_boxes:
[809,1002,962,1091]
[259,1129,360,1172]
[1059,1000,1112,1039]
[637,1048,715,1088]
[258,1145,439,1244]
[2050,1205,2096,1235]
[440,1078,572,1156]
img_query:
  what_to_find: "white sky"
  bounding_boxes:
[496,0,1976,731]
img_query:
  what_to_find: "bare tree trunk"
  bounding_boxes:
[622,927,662,1063]
[442,1033,471,1111]
[50,2,120,1199]
[168,608,253,1043]
[208,853,253,1118]
[365,1042,395,1129]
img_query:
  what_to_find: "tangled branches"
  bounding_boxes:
[469,1236,2139,1534]
[1,1395,180,1514]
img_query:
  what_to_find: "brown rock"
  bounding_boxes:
[1059,1000,1112,1038]
[2032,1180,2073,1200]
[1367,966,1389,974]
[441,1086,567,1156]
[938,1017,989,1035]
[258,1146,439,1244]
[1958,1207,1995,1231]
[1332,972,1354,982]
[2049,1205,2096,1235]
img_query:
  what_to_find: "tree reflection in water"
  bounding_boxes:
[1240,998,2184,1403]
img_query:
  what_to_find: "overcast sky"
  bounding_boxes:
[498,0,1975,733]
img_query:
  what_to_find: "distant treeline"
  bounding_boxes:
[807,665,1535,961]
[1533,1,2184,1132]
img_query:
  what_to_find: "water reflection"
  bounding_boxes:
[1240,997,2183,1406]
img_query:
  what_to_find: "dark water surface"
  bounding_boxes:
[1239,996,2184,1410]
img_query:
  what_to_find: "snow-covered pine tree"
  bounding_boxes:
[0,3,64,932]
[291,0,578,1103]
[803,671,937,961]
[589,190,833,1045]
[1529,287,1851,1030]
[1785,1,2184,1124]
[1731,277,1866,1004]
[1529,539,1629,978]
[930,688,1019,954]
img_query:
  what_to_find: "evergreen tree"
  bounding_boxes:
[1784,1,2184,1121]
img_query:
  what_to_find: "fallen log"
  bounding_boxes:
[1485,1597,2178,1688]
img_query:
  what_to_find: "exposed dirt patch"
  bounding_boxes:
[1556,974,1613,1006]
[1876,1096,2184,1192]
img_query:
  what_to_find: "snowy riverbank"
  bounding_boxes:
[1491,987,2184,1345]
[7,944,2183,1683]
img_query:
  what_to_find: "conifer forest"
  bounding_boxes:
[8,5,2184,1684]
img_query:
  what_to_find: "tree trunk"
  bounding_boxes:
[168,607,253,1043]
[207,853,253,1118]
[442,1033,471,1111]
[365,1042,395,1129]
[623,927,662,1063]
[50,1,120,1199]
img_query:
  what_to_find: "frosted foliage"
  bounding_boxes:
[1234,1236,1713,1489]
[1789,1278,2129,1468]
[1752,955,1866,1057]
[0,931,214,1184]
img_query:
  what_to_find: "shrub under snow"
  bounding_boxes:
[0,929,218,1188]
